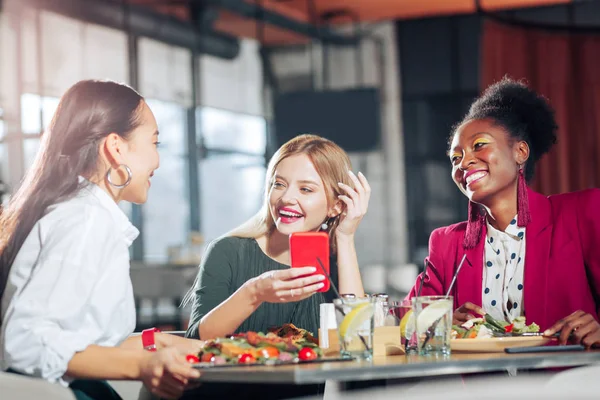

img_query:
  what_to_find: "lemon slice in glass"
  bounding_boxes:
[338,303,374,338]
[416,299,452,333]
[399,309,415,339]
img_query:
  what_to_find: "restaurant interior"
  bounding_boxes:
[1,0,600,398]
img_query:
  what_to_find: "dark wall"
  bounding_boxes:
[397,14,481,266]
[397,1,600,266]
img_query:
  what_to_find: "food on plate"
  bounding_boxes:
[196,323,322,365]
[186,354,200,363]
[298,347,318,361]
[268,323,318,345]
[452,314,540,339]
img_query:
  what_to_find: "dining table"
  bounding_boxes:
[192,349,600,391]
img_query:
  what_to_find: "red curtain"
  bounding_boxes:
[481,20,600,195]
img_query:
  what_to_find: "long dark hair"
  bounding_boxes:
[0,80,144,305]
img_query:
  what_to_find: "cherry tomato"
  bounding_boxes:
[298,347,317,361]
[260,346,280,359]
[186,354,200,363]
[230,333,245,338]
[200,352,215,363]
[238,353,257,364]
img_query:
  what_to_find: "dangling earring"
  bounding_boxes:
[106,164,132,189]
[321,216,334,231]
[517,165,531,227]
[463,201,485,249]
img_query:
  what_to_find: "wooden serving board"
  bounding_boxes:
[318,326,405,357]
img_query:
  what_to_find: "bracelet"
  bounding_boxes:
[141,327,161,352]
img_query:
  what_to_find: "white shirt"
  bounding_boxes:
[482,216,526,323]
[0,180,139,386]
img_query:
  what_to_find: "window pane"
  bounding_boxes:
[23,137,41,170]
[0,143,9,204]
[200,154,266,242]
[42,96,60,129]
[198,107,266,155]
[0,143,7,178]
[21,93,42,134]
[0,108,5,140]
[21,94,59,135]
[143,99,189,263]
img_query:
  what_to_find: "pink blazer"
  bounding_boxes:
[406,188,600,331]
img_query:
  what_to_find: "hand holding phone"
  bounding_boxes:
[249,266,325,303]
[289,232,330,293]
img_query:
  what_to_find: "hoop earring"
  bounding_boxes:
[106,164,132,189]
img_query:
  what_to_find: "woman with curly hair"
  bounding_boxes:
[406,77,600,348]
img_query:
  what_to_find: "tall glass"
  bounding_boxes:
[413,295,453,356]
[388,299,418,355]
[333,296,374,360]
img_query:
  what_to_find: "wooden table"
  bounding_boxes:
[193,350,600,384]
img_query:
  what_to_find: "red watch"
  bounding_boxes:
[142,328,161,352]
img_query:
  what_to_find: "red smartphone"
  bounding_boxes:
[289,232,330,293]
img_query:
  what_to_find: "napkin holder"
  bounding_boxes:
[318,326,405,357]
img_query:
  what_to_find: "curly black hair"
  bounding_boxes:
[450,77,558,182]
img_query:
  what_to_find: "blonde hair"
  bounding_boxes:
[227,133,353,254]
[181,134,353,308]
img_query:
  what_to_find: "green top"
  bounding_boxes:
[185,236,337,340]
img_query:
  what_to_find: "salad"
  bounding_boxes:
[192,323,323,365]
[452,314,540,339]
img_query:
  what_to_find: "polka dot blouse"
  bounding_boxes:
[482,216,526,323]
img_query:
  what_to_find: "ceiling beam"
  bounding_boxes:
[6,0,241,59]
[204,0,361,46]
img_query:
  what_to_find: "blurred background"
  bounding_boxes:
[1,0,599,331]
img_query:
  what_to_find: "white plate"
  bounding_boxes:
[451,336,550,353]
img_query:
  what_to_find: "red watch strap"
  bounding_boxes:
[142,328,160,351]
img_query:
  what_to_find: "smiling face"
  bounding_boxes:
[449,118,529,205]
[117,101,160,204]
[268,154,337,235]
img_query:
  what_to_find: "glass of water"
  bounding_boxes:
[388,299,418,355]
[333,296,374,360]
[413,295,453,356]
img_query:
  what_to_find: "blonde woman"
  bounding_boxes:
[183,134,369,399]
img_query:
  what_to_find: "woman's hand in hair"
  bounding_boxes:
[139,347,201,399]
[245,267,326,304]
[336,171,371,237]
